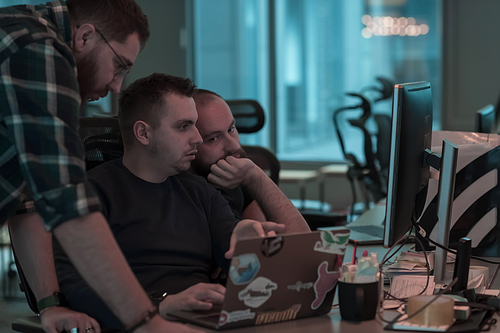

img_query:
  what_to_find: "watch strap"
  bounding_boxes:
[37,292,67,313]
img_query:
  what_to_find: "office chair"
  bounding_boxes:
[474,104,496,133]
[242,145,280,185]
[79,117,124,171]
[225,99,265,133]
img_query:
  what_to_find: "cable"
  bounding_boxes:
[416,224,500,265]
[378,277,458,324]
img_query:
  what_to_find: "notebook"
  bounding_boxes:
[169,229,350,330]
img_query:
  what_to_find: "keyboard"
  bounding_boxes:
[348,225,385,238]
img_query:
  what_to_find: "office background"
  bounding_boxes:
[2,0,500,209]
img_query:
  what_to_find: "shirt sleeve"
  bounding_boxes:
[0,38,101,231]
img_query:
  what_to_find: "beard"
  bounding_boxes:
[76,52,100,102]
[191,147,247,179]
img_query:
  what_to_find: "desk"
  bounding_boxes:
[279,170,318,209]
[176,244,500,333]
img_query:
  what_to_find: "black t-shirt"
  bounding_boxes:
[219,186,254,220]
[53,159,239,329]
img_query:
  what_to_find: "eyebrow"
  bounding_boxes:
[119,56,133,67]
[174,119,196,127]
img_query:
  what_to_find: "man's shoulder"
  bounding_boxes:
[0,2,70,59]
[87,159,122,182]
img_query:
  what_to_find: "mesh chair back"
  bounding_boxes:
[226,100,265,134]
[79,117,124,171]
[243,145,280,185]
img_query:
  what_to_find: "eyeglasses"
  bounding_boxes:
[95,28,131,78]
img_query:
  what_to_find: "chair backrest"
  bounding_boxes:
[242,145,280,185]
[8,226,38,314]
[79,117,124,171]
[226,100,265,134]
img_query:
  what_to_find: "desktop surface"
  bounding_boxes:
[170,244,500,333]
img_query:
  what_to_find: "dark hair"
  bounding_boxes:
[118,73,197,147]
[67,0,149,49]
[193,88,223,107]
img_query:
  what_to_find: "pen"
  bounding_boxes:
[352,240,358,264]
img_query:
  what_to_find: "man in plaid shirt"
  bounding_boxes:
[0,1,197,332]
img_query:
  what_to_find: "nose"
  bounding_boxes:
[108,76,124,93]
[192,127,203,146]
[224,135,240,152]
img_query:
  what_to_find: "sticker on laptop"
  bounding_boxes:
[219,309,255,326]
[238,276,278,308]
[314,231,350,255]
[260,235,283,257]
[229,253,260,285]
[311,261,340,310]
[287,281,314,292]
[255,304,302,325]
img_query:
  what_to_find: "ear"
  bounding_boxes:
[133,121,151,146]
[73,24,98,53]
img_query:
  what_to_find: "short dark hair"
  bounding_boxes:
[193,89,223,107]
[118,73,197,147]
[67,0,149,49]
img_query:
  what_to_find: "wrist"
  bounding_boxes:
[125,306,159,333]
[37,292,67,314]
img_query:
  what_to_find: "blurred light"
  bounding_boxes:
[420,24,429,35]
[362,15,372,25]
[361,28,373,38]
[361,14,428,37]
[383,16,392,27]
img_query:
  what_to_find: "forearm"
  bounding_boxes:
[244,169,310,233]
[53,212,154,326]
[8,212,59,302]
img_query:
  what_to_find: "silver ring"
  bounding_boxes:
[86,328,94,332]
[71,328,78,333]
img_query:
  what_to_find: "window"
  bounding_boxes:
[193,0,441,162]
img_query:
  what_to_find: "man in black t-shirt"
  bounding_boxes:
[191,89,310,233]
[54,74,286,330]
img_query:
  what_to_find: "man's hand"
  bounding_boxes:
[225,220,286,259]
[159,283,226,316]
[40,307,100,333]
[207,156,258,189]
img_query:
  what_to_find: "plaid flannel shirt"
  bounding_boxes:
[0,1,101,230]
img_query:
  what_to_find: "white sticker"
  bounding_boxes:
[219,309,255,326]
[238,277,278,308]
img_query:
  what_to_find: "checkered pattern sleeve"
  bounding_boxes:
[0,38,101,230]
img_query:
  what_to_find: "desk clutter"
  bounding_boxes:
[346,241,500,332]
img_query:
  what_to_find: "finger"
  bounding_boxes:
[188,300,214,311]
[226,231,238,259]
[261,222,286,234]
[198,289,225,304]
[88,318,100,333]
[215,159,232,172]
[267,231,277,237]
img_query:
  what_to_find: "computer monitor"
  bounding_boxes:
[474,104,496,133]
[384,82,433,248]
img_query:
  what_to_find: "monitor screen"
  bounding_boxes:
[384,82,433,248]
[474,104,495,133]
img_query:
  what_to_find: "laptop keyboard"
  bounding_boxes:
[348,225,384,238]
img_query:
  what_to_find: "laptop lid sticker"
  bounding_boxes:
[229,253,260,285]
[219,309,256,327]
[238,276,278,308]
[311,261,340,310]
[314,231,350,254]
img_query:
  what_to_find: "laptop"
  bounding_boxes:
[319,203,386,245]
[169,229,350,330]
